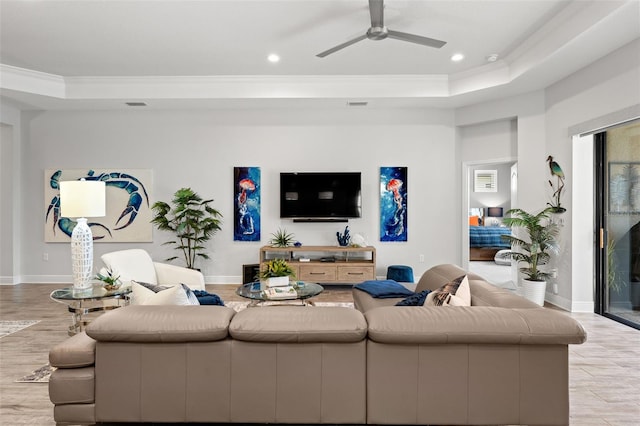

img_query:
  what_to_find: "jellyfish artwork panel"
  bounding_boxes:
[380,166,408,242]
[44,168,153,243]
[234,167,261,241]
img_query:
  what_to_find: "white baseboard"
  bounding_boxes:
[0,276,19,285]
[205,276,242,285]
[19,275,73,284]
[545,292,572,311]
[570,300,595,313]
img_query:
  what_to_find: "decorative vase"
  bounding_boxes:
[522,279,546,306]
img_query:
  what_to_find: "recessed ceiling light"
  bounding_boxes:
[267,54,280,63]
[451,53,465,62]
[486,53,499,62]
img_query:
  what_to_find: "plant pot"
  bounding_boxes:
[522,279,547,306]
[265,276,290,288]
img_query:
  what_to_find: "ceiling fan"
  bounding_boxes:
[316,0,447,58]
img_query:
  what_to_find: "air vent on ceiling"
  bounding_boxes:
[347,101,368,107]
[125,102,147,107]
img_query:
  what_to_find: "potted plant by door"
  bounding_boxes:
[151,187,223,270]
[501,207,560,306]
[257,258,297,289]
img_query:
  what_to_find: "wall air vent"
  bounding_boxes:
[474,170,498,192]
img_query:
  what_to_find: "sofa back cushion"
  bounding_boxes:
[230,306,367,343]
[86,305,234,342]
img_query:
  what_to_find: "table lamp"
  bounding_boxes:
[60,179,106,291]
[486,207,504,226]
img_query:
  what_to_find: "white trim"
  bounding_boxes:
[545,292,572,311]
[572,134,596,313]
[461,157,517,271]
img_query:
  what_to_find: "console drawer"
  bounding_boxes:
[338,266,374,282]
[299,265,337,281]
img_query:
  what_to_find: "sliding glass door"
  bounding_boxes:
[595,120,640,329]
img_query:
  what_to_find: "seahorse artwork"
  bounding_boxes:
[44,169,153,242]
[380,166,408,242]
[233,167,261,241]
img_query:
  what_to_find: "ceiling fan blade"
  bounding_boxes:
[316,34,367,58]
[369,0,384,28]
[387,29,446,48]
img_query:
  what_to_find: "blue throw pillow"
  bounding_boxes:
[395,289,432,306]
[354,279,415,298]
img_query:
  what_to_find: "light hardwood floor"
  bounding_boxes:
[1,283,639,425]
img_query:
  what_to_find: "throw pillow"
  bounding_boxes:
[354,279,415,298]
[181,283,200,305]
[131,281,192,306]
[424,275,471,307]
[395,289,432,306]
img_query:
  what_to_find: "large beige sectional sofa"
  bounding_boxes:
[49,264,586,425]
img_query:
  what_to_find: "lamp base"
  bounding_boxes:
[71,218,94,291]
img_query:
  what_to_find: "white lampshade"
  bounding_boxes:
[60,180,106,218]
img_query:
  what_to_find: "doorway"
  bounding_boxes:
[595,120,640,330]
[463,159,517,288]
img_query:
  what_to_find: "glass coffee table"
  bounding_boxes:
[50,284,132,335]
[236,281,324,306]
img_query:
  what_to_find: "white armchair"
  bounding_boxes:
[100,249,205,291]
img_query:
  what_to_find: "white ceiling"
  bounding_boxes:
[1,0,639,110]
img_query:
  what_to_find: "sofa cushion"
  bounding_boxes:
[86,305,235,342]
[230,306,367,343]
[49,331,96,368]
[49,367,95,404]
[425,275,470,307]
[364,306,587,345]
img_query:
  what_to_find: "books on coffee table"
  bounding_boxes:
[263,286,297,299]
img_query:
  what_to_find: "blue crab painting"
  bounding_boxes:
[45,169,153,243]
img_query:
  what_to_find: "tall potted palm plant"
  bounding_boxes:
[151,187,223,270]
[501,207,560,306]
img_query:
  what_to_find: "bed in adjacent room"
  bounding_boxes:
[469,225,511,261]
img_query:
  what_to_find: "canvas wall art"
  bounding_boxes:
[234,166,261,241]
[380,166,408,242]
[44,168,153,243]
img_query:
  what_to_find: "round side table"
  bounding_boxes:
[50,284,132,335]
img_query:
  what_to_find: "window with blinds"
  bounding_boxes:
[474,170,497,192]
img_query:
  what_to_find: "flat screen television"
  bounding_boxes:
[280,172,362,221]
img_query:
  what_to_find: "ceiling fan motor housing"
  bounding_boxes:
[367,26,388,40]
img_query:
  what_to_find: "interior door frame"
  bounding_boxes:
[461,157,517,271]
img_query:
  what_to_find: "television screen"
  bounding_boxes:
[280,172,362,221]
